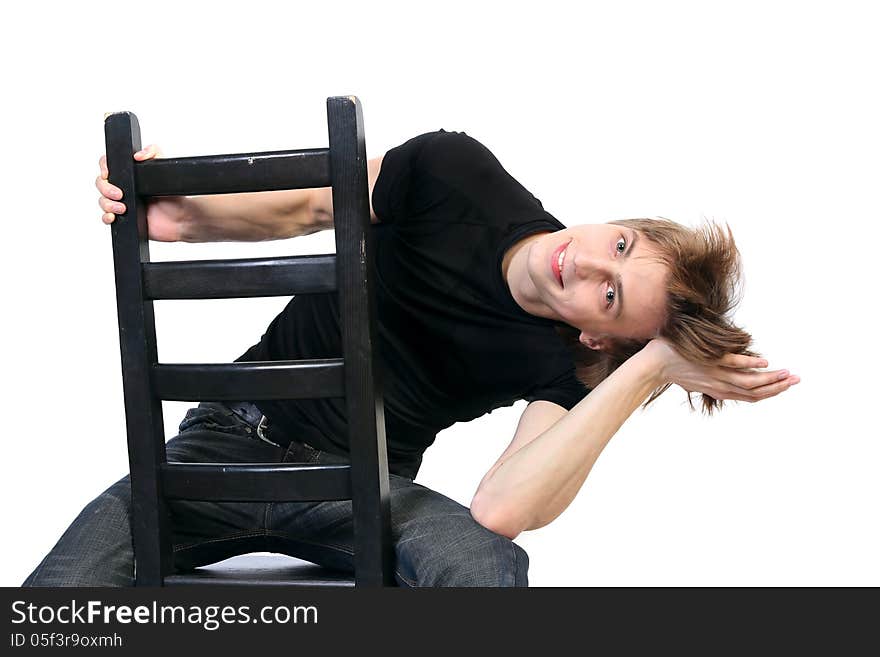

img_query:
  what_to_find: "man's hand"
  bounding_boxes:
[643,338,799,403]
[96,145,190,242]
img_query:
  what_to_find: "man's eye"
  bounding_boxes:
[616,237,626,253]
[606,286,615,306]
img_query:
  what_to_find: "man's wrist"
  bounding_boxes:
[636,339,674,388]
[176,196,205,242]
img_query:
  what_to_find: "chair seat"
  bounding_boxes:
[164,553,355,587]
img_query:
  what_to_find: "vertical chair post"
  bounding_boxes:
[327,96,394,587]
[104,112,173,585]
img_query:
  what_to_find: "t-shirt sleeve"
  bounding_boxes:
[371,130,444,224]
[372,129,554,226]
[523,369,591,411]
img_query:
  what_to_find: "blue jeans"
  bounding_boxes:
[22,402,529,587]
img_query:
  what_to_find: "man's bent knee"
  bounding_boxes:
[23,477,135,587]
[400,514,530,587]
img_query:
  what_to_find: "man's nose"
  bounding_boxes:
[572,251,612,281]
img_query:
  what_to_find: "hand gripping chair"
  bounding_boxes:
[104,96,394,587]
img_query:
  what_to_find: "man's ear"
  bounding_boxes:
[578,332,606,351]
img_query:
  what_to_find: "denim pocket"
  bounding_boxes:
[177,403,251,437]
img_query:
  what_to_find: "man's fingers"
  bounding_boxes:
[98,195,126,215]
[719,353,768,369]
[95,175,123,201]
[725,368,792,390]
[749,375,800,401]
[99,147,151,229]
[724,375,800,403]
[134,144,163,160]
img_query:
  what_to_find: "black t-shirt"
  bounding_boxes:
[236,129,590,477]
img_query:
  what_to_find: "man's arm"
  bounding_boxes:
[307,155,385,230]
[180,155,385,241]
[97,148,385,241]
[469,347,666,540]
[470,341,792,540]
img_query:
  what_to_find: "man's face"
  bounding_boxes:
[527,223,670,349]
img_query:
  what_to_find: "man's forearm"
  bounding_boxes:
[473,345,668,538]
[178,188,330,242]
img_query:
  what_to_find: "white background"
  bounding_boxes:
[2,0,877,586]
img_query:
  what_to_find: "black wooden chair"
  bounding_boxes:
[104,96,394,587]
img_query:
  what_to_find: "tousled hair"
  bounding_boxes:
[553,217,758,414]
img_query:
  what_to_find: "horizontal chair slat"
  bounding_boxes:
[135,148,331,196]
[152,360,345,401]
[143,254,336,299]
[161,463,352,502]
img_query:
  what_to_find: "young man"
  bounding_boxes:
[24,129,797,587]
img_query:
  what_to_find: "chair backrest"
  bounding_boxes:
[103,96,393,587]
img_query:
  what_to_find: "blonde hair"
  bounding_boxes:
[554,217,758,414]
